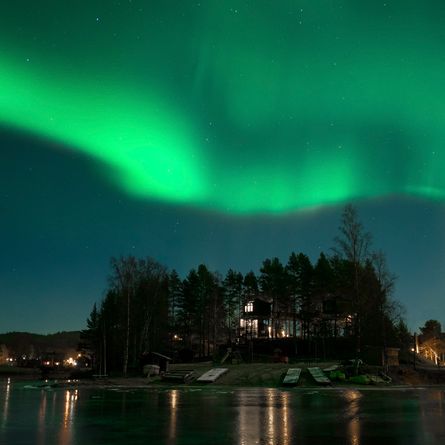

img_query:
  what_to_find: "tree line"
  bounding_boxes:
[81,205,411,375]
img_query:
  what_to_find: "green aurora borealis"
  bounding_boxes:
[1,0,445,213]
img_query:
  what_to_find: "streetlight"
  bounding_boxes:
[411,347,416,369]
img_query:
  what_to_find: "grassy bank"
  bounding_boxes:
[168,362,339,387]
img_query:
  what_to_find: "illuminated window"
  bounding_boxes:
[241,319,258,337]
[245,301,253,312]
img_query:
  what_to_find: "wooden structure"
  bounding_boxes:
[145,352,172,372]
[143,364,160,376]
[162,369,195,383]
[197,368,228,383]
[307,367,331,385]
[282,368,302,386]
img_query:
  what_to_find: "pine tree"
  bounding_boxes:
[223,269,243,343]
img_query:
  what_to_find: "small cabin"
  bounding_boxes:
[142,352,172,372]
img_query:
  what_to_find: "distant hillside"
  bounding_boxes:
[0,331,81,357]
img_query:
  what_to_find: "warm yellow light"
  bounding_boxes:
[65,357,77,366]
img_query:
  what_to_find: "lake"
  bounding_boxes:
[1,378,445,444]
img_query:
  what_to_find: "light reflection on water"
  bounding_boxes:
[236,388,292,445]
[34,388,79,445]
[168,389,179,442]
[1,377,10,430]
[1,380,445,445]
[37,390,47,445]
[342,389,362,445]
[60,390,78,445]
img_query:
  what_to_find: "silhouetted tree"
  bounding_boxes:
[243,271,259,301]
[80,303,100,369]
[420,320,442,340]
[286,252,314,339]
[223,269,244,343]
[313,252,336,338]
[177,269,199,350]
[260,257,288,337]
[83,202,410,369]
[168,270,183,344]
[96,257,169,374]
[109,256,138,375]
[177,265,224,357]
[334,205,372,356]
[394,320,412,349]
[134,259,168,363]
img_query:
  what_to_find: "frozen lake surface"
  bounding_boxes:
[1,378,445,444]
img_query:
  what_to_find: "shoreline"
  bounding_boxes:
[3,378,445,392]
[2,361,445,389]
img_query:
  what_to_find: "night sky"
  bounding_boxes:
[1,1,445,334]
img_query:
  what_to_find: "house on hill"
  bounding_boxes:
[239,298,272,339]
[238,294,354,340]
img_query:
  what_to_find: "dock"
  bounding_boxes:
[197,368,228,383]
[307,367,331,385]
[282,368,302,386]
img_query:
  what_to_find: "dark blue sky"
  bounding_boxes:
[1,125,444,334]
